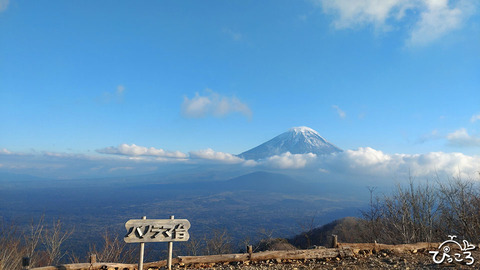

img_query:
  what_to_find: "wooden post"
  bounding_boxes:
[167,215,174,270]
[138,216,147,270]
[247,245,253,260]
[22,257,30,270]
[89,254,97,264]
[331,234,338,248]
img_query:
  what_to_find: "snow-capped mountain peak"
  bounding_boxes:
[238,126,342,160]
[289,126,318,134]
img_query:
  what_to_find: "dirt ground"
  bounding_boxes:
[171,248,480,269]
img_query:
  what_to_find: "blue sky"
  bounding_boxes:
[1,0,479,179]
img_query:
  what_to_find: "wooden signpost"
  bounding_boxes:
[124,216,190,270]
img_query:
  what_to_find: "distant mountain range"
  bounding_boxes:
[238,126,342,160]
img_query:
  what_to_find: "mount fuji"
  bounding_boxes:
[238,126,342,160]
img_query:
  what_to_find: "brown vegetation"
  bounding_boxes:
[292,176,480,247]
[0,217,73,270]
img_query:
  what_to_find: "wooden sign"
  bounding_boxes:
[124,218,190,243]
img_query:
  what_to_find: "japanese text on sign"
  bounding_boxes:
[124,219,190,243]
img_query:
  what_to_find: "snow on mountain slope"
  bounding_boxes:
[238,126,342,160]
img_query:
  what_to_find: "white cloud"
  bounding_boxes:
[117,85,125,95]
[0,149,169,179]
[265,152,317,169]
[344,147,392,167]
[0,0,9,12]
[446,128,480,147]
[93,142,480,179]
[416,129,441,144]
[243,159,258,167]
[408,151,479,177]
[319,0,410,30]
[471,113,480,123]
[250,147,479,180]
[314,147,480,180]
[189,148,245,164]
[332,105,346,119]
[0,148,12,155]
[182,93,211,117]
[408,0,474,46]
[223,28,243,41]
[97,144,188,159]
[181,90,252,119]
[1,146,479,181]
[99,85,126,103]
[317,0,476,46]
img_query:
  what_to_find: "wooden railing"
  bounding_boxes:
[28,241,439,270]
